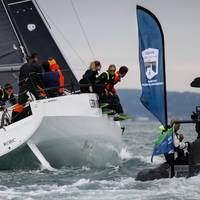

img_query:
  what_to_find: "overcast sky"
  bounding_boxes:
[37,0,200,92]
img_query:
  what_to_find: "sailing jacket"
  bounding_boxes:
[105,71,121,94]
[79,69,98,86]
[48,59,64,93]
[43,71,60,97]
[19,61,43,86]
[97,71,121,95]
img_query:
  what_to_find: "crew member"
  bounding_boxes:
[96,64,116,104]
[97,65,128,115]
[48,57,64,94]
[42,61,60,97]
[79,60,101,93]
[105,66,128,95]
[172,121,190,165]
[0,83,16,109]
[12,53,45,122]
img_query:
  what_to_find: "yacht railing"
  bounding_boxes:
[0,68,106,128]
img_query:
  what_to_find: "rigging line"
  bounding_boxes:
[34,0,87,67]
[70,0,96,60]
[1,0,27,59]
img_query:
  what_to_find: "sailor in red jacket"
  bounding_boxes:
[106,66,128,114]
[97,65,128,116]
[48,57,65,94]
[105,66,128,96]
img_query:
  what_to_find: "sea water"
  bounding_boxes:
[0,121,199,200]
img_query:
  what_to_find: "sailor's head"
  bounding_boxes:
[28,53,39,63]
[4,83,13,95]
[174,122,180,132]
[48,57,57,65]
[118,66,128,78]
[89,60,101,71]
[108,64,116,75]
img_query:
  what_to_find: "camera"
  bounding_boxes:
[196,106,200,115]
[191,106,200,122]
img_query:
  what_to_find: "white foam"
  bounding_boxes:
[1,174,200,200]
[81,166,91,171]
[135,155,165,165]
[119,147,133,160]
[72,179,90,187]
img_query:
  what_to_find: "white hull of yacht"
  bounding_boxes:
[0,93,123,169]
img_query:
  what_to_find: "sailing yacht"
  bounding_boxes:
[0,0,123,170]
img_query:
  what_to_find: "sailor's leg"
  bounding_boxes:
[167,153,175,178]
[95,84,107,104]
[112,94,124,114]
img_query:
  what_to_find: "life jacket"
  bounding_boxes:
[105,71,121,94]
[1,90,4,99]
[48,59,64,93]
[1,89,12,100]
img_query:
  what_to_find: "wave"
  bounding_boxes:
[134,155,165,165]
[1,173,200,200]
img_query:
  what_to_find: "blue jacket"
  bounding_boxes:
[43,72,60,97]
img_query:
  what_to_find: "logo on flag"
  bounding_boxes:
[142,48,159,80]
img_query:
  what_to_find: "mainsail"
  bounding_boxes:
[136,5,168,127]
[2,0,79,91]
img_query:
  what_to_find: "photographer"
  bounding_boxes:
[171,120,190,165]
[195,123,200,139]
[191,109,200,139]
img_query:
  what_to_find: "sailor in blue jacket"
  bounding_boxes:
[42,61,60,97]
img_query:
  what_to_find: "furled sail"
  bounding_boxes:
[4,0,79,91]
[136,5,168,127]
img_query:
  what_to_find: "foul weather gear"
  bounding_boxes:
[105,71,121,94]
[43,71,60,97]
[79,69,98,93]
[48,59,64,93]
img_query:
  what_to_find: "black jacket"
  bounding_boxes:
[79,69,98,86]
[19,61,43,86]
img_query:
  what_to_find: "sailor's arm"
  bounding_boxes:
[173,133,180,148]
[96,72,107,84]
[173,133,188,149]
